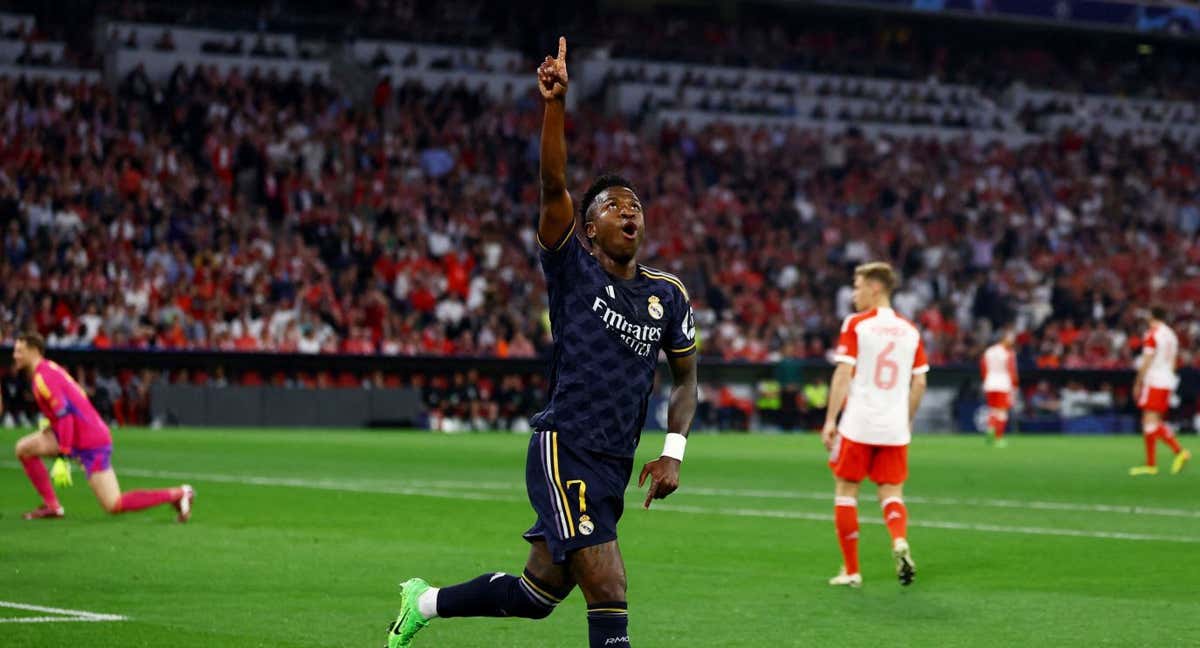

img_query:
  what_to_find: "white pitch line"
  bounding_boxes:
[0,616,124,624]
[5,461,1198,519]
[0,600,127,623]
[4,463,1194,545]
[648,504,1200,544]
[280,476,1200,520]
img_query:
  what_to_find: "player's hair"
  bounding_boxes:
[16,331,46,354]
[854,262,898,294]
[581,173,636,224]
[1149,305,1167,321]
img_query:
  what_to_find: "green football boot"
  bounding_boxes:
[387,578,432,648]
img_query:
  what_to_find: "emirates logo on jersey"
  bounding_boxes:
[591,295,663,357]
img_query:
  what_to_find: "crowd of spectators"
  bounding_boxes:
[592,8,1200,102]
[0,65,1198,375]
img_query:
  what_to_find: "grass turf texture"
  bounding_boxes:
[1,428,1197,647]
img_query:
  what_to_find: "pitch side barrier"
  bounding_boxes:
[1,349,1194,433]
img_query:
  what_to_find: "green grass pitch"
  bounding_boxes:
[1,428,1197,647]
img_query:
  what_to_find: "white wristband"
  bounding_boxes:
[660,433,687,462]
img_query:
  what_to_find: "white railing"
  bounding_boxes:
[653,109,1040,147]
[607,81,1013,130]
[0,64,100,83]
[0,40,65,64]
[104,21,298,58]
[112,48,329,82]
[352,40,524,73]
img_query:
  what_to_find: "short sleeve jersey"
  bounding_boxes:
[530,222,695,458]
[833,307,929,446]
[1142,323,1179,390]
[981,343,1017,393]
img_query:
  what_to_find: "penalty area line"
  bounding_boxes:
[0,600,127,623]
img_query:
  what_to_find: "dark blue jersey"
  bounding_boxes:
[530,222,696,458]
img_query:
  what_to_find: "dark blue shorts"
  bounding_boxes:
[71,444,113,478]
[523,431,633,564]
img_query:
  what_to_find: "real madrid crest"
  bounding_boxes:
[647,295,663,320]
[578,515,595,535]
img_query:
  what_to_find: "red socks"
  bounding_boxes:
[882,497,908,541]
[988,413,1008,439]
[19,461,182,515]
[115,488,181,513]
[1158,424,1182,454]
[836,495,911,574]
[834,496,860,575]
[21,456,60,509]
[1144,423,1183,466]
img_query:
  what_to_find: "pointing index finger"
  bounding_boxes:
[558,36,567,62]
[643,479,656,509]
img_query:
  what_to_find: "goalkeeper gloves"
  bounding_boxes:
[50,456,73,488]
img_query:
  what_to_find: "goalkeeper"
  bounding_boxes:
[12,332,195,522]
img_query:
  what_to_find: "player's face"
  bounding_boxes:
[586,187,644,263]
[12,341,31,372]
[851,275,871,311]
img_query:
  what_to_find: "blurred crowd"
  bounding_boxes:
[0,362,549,430]
[0,67,1198,373]
[593,8,1200,102]
[337,0,1200,102]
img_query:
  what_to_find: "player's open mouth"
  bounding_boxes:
[621,223,639,239]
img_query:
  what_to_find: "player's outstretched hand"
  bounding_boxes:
[537,36,568,100]
[638,456,680,509]
[821,422,838,451]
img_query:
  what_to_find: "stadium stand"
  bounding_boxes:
[0,2,1197,432]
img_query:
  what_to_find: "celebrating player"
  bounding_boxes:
[12,332,195,521]
[387,36,699,648]
[821,263,928,588]
[1129,307,1191,476]
[980,330,1018,447]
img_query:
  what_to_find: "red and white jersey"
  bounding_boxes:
[834,307,929,446]
[1142,323,1179,390]
[980,343,1017,394]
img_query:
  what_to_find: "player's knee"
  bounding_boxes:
[101,498,122,514]
[580,578,626,604]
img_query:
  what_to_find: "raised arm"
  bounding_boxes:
[537,36,574,248]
